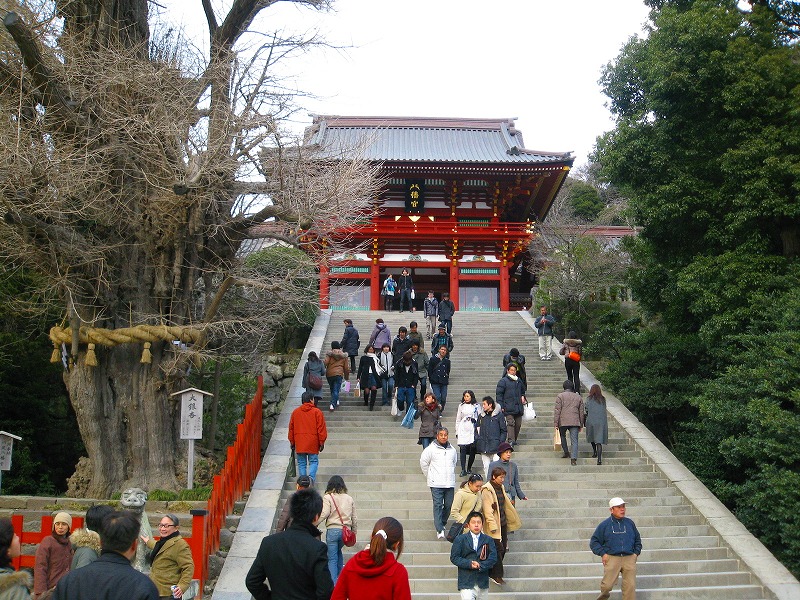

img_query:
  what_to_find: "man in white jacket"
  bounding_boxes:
[420,427,458,539]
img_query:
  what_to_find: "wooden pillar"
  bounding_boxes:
[449,261,459,310]
[319,262,330,309]
[370,261,381,310]
[500,260,510,311]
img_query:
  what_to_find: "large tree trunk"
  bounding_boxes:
[66,343,182,497]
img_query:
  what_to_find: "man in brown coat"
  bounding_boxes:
[554,380,585,465]
[289,391,328,483]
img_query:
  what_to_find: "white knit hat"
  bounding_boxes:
[53,511,72,529]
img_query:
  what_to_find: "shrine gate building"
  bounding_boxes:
[304,115,575,311]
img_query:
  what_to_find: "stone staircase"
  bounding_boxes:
[264,310,790,599]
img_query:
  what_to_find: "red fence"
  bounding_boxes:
[196,374,263,590]
[10,376,264,598]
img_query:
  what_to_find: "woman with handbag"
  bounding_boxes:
[356,345,381,411]
[447,473,484,540]
[560,330,583,395]
[481,468,521,586]
[316,476,357,585]
[417,392,443,449]
[454,390,479,476]
[331,517,410,600]
[303,351,326,407]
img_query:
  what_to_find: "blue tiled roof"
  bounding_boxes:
[305,116,572,164]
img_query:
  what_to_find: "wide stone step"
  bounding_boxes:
[407,571,756,593]
[410,586,766,599]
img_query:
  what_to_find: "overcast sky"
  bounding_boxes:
[166,1,651,169]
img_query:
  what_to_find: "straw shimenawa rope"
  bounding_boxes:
[49,324,205,366]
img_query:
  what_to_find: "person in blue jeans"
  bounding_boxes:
[316,476,356,585]
[324,341,349,411]
[419,428,458,539]
[428,344,451,411]
[394,350,419,413]
[288,391,327,483]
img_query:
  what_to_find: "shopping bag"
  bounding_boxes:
[523,402,536,421]
[340,380,351,393]
[553,429,562,452]
[390,400,398,416]
[354,382,361,397]
[401,404,417,429]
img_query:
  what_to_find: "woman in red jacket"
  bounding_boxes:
[331,517,411,600]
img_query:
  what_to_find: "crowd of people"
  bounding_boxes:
[0,507,190,600]
[256,303,636,599]
[2,302,634,600]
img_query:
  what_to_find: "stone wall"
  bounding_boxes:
[260,352,300,456]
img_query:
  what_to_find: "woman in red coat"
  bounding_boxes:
[331,517,410,600]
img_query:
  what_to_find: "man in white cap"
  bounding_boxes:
[589,497,642,600]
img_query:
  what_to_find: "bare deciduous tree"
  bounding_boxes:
[530,180,628,316]
[0,0,381,496]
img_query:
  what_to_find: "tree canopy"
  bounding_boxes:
[593,0,800,576]
[0,0,381,495]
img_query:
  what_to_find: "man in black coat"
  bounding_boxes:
[246,489,333,600]
[340,318,360,373]
[54,511,159,600]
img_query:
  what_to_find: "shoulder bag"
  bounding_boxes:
[308,371,323,390]
[329,494,356,547]
[446,493,482,543]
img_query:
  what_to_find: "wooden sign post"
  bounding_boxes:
[171,388,213,490]
[0,431,22,495]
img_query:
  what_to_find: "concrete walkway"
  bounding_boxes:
[211,309,800,599]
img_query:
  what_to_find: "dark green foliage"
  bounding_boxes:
[568,181,605,221]
[595,0,800,577]
[0,270,84,495]
[600,329,707,444]
[188,357,257,451]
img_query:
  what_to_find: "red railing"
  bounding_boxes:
[10,376,264,598]
[197,375,263,589]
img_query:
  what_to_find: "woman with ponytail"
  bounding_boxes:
[331,517,411,600]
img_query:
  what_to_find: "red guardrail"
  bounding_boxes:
[10,376,264,598]
[196,374,263,590]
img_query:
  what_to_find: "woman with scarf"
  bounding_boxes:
[495,363,527,448]
[0,518,32,600]
[416,392,443,449]
[331,517,410,600]
[481,467,521,586]
[142,514,193,599]
[33,511,73,599]
[454,390,479,476]
[356,345,382,410]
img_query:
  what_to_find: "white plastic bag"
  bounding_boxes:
[523,402,536,421]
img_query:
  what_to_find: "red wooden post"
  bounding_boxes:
[500,260,510,311]
[188,509,208,598]
[370,261,380,310]
[319,262,330,309]
[449,262,459,310]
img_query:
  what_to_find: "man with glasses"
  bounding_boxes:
[54,510,159,600]
[141,514,194,599]
[589,497,642,600]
